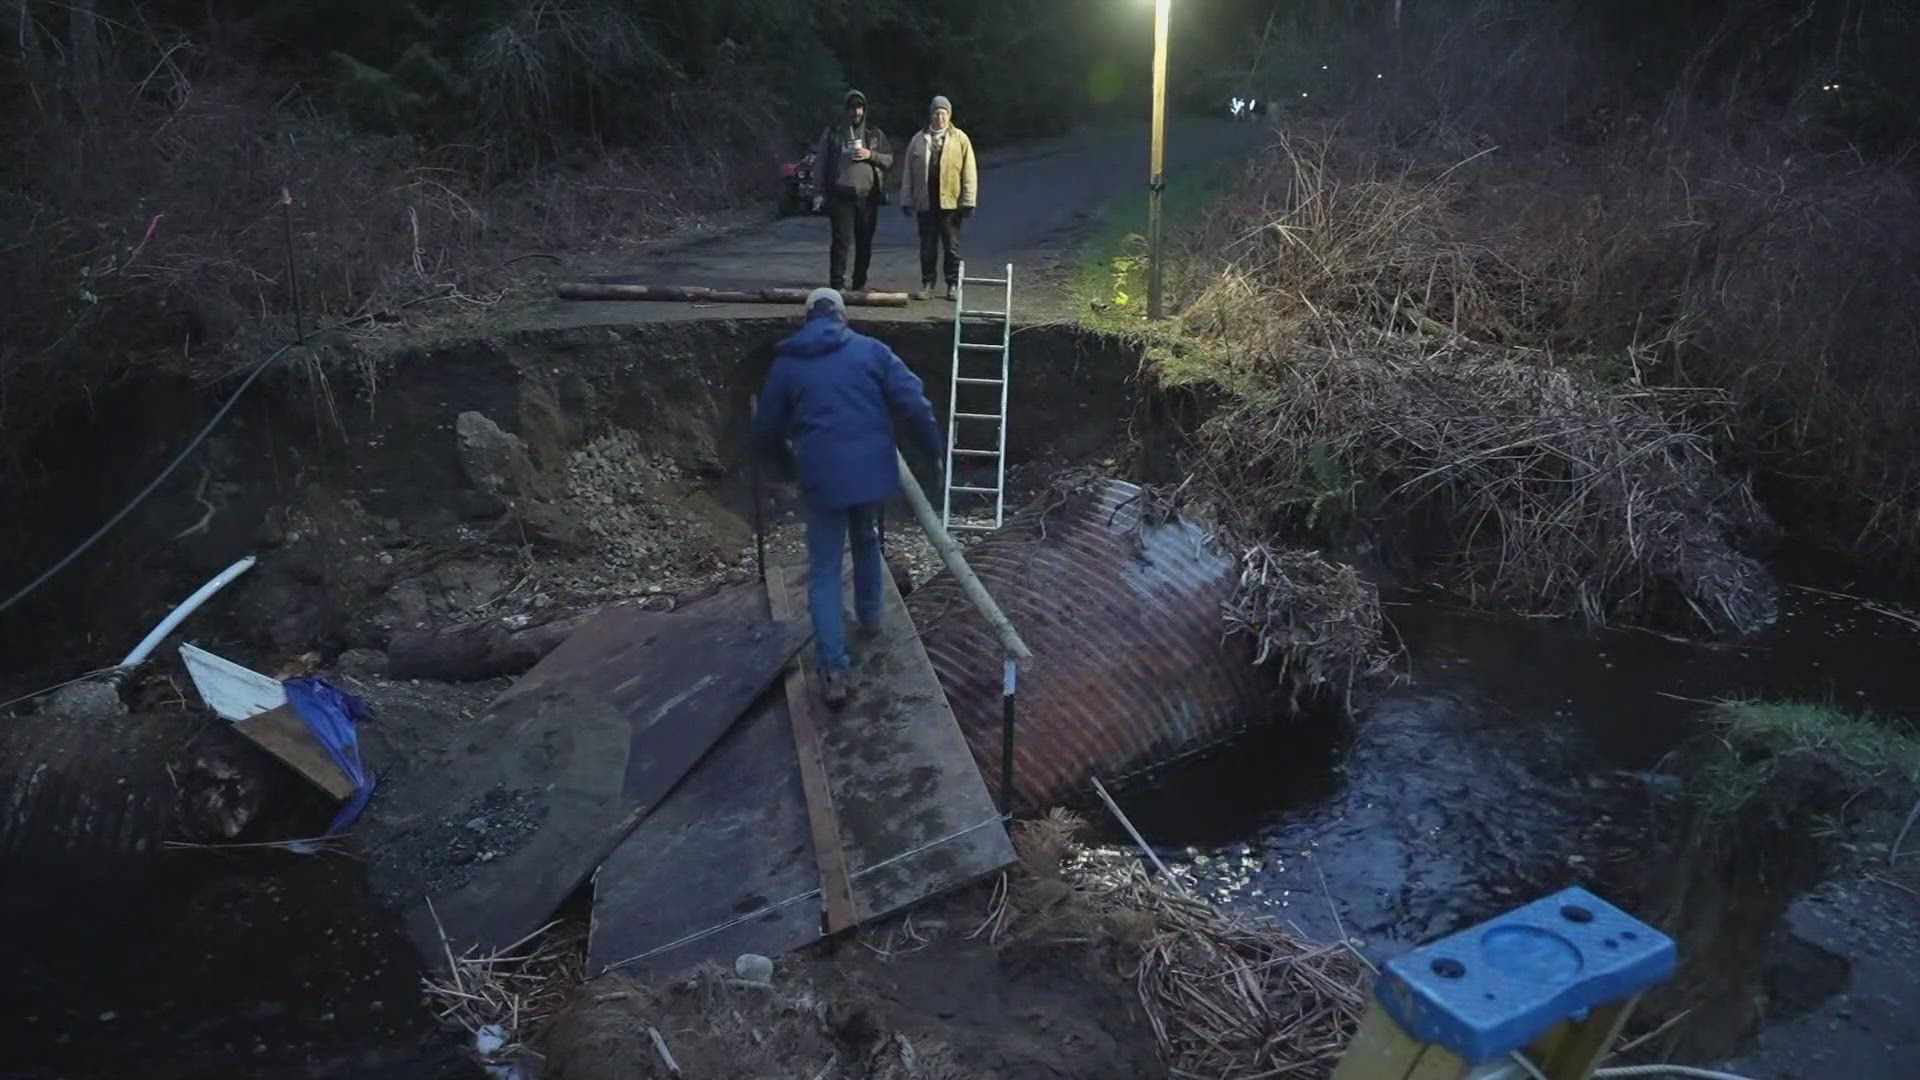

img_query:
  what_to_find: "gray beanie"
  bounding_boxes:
[930,95,952,115]
[806,286,847,320]
[845,89,867,107]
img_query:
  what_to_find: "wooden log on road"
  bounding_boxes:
[556,282,911,307]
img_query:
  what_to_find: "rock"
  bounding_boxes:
[38,679,127,717]
[456,412,541,509]
[733,953,775,985]
[455,411,584,553]
[332,648,388,680]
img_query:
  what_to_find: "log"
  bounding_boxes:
[384,589,726,681]
[556,282,911,307]
[385,608,601,682]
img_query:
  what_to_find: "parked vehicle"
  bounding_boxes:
[778,140,818,216]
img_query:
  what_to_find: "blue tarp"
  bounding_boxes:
[282,676,376,834]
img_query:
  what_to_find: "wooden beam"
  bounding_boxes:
[765,567,858,934]
[556,283,911,307]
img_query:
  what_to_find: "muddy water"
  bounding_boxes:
[1110,580,1920,1045]
[0,852,481,1079]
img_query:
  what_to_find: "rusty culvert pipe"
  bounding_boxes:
[0,714,266,858]
[906,478,1273,810]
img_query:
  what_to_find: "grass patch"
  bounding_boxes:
[1696,699,1920,818]
[1068,157,1246,325]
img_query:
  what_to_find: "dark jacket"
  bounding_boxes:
[813,121,894,203]
[752,314,943,510]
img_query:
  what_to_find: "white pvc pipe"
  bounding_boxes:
[1594,1066,1760,1080]
[119,555,258,668]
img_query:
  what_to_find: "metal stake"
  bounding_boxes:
[747,398,767,584]
[1000,654,1018,816]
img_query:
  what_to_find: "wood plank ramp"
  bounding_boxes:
[398,605,806,960]
[589,563,1016,975]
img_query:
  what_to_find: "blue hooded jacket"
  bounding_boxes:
[752,314,944,510]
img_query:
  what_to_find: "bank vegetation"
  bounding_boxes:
[1101,0,1919,659]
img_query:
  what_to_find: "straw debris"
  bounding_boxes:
[1006,811,1370,1080]
[422,917,586,1068]
[1227,545,1398,704]
[1186,325,1776,634]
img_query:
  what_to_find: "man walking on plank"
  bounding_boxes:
[751,288,944,709]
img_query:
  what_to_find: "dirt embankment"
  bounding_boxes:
[0,318,1140,691]
[516,813,1364,1080]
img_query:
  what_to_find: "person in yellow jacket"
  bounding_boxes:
[901,96,978,301]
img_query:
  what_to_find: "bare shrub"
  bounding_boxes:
[1155,128,1778,635]
[1461,116,1920,572]
[0,46,776,472]
[1173,134,1510,344]
[1189,320,1776,635]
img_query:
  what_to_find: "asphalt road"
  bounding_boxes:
[530,118,1267,328]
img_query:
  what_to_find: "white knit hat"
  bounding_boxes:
[806,286,847,320]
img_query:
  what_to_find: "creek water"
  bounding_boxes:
[1109,574,1920,1060]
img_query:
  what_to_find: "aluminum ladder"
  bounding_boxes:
[942,261,1014,531]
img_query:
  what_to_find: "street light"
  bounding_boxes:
[1147,0,1170,320]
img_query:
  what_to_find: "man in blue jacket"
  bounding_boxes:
[752,288,944,709]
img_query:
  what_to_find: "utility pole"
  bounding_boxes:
[1147,0,1171,321]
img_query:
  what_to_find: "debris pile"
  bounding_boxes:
[1009,811,1370,1080]
[1184,324,1779,636]
[544,428,750,596]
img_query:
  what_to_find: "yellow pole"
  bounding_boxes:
[1147,0,1171,320]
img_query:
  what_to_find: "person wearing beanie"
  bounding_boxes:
[809,89,895,291]
[750,289,944,710]
[901,94,978,301]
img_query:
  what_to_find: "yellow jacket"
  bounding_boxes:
[902,126,978,212]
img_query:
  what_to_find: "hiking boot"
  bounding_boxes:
[852,619,883,662]
[820,669,850,711]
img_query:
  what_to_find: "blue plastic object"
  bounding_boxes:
[282,676,376,834]
[1375,886,1676,1065]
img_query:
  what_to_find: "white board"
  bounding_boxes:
[179,642,286,722]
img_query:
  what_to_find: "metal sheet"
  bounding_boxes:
[906,478,1271,808]
[397,603,806,960]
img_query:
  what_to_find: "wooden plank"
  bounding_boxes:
[232,704,354,801]
[820,567,1016,922]
[391,606,806,960]
[766,567,858,935]
[587,566,1018,975]
[586,686,822,976]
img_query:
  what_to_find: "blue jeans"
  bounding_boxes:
[805,502,885,673]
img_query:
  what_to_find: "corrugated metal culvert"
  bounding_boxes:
[906,478,1274,809]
